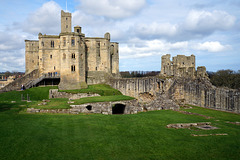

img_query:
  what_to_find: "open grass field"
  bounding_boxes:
[0,102,239,160]
[0,86,239,159]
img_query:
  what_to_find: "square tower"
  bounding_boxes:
[61,10,72,33]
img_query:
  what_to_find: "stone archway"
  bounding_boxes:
[86,105,92,111]
[112,104,126,114]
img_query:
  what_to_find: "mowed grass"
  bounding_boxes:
[74,95,135,104]
[0,102,239,160]
[60,84,122,96]
[0,86,58,101]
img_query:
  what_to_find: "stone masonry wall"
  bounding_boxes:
[49,89,100,99]
[166,78,240,113]
[109,77,164,99]
[27,98,179,115]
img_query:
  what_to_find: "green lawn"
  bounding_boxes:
[0,86,58,101]
[0,102,239,160]
[74,95,135,104]
[59,84,122,96]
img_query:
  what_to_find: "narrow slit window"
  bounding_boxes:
[71,65,75,72]
[63,37,66,46]
[72,53,75,59]
[51,41,54,48]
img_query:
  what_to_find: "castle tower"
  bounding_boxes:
[61,10,72,33]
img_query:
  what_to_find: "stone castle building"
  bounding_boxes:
[25,10,120,90]
[160,54,208,78]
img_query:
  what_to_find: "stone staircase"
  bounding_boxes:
[0,69,39,93]
[25,73,60,89]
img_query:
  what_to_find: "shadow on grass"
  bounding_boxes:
[0,102,25,113]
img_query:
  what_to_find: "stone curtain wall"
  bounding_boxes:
[166,78,240,113]
[109,77,164,98]
[0,69,39,93]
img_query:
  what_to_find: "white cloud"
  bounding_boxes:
[21,1,61,35]
[133,22,178,39]
[79,0,146,19]
[132,10,236,41]
[120,39,189,59]
[0,31,25,51]
[184,10,236,33]
[192,41,231,52]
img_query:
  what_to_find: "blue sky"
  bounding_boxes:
[0,0,239,72]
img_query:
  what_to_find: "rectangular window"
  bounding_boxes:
[63,37,66,46]
[51,41,54,48]
[71,38,75,46]
[71,65,75,72]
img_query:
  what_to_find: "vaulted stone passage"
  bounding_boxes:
[112,104,126,114]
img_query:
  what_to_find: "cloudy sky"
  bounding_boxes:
[0,0,239,72]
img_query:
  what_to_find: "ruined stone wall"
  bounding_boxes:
[160,54,205,79]
[166,78,240,113]
[49,89,100,99]
[109,77,164,99]
[27,98,179,115]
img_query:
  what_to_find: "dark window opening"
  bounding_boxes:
[71,65,75,72]
[77,29,80,33]
[50,55,52,59]
[42,42,44,46]
[66,25,68,28]
[72,53,75,59]
[66,18,68,20]
[112,104,126,114]
[71,38,75,46]
[51,41,54,47]
[183,62,185,65]
[86,105,92,111]
[63,37,66,46]
[96,67,97,71]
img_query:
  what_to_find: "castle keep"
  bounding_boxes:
[25,10,120,90]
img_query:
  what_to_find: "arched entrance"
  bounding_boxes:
[112,104,126,114]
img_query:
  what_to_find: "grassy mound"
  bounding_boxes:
[74,95,134,104]
[60,84,122,96]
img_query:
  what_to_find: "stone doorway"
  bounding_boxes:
[112,104,126,114]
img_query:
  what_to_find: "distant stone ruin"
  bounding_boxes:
[160,54,208,79]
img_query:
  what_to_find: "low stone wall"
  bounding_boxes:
[70,100,140,115]
[49,89,100,99]
[27,98,179,115]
